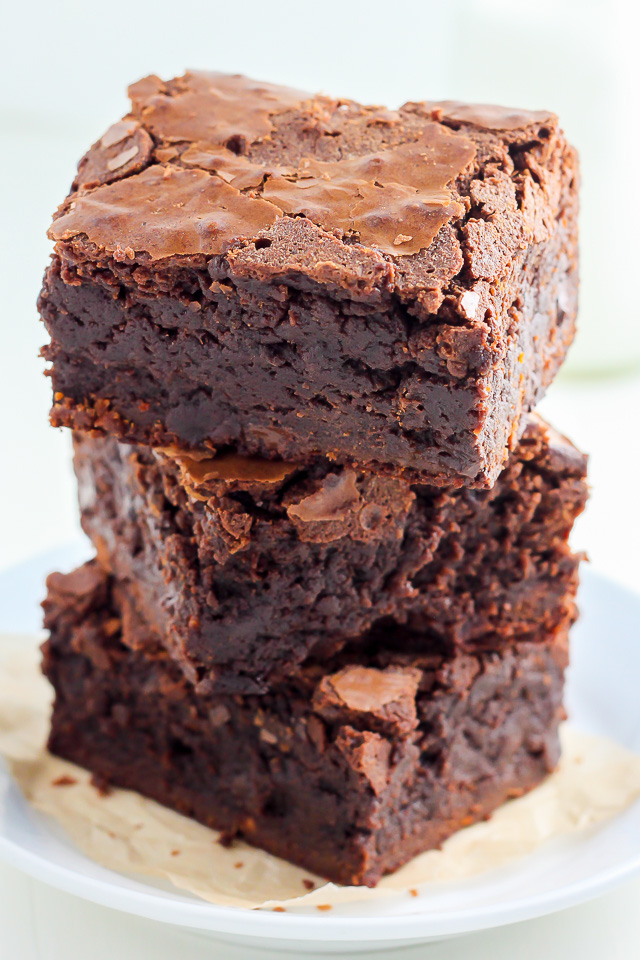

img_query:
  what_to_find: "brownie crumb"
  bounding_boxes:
[217,830,236,848]
[89,772,112,796]
[51,775,77,787]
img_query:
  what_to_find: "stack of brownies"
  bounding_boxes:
[37,73,587,887]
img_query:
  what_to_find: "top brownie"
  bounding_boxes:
[39,72,578,484]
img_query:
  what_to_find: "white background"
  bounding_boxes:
[0,1,639,956]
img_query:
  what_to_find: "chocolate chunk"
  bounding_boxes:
[175,451,297,489]
[336,728,394,796]
[73,121,154,191]
[427,100,555,131]
[287,470,360,523]
[313,665,421,735]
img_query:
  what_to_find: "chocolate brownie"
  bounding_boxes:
[73,414,586,693]
[42,562,568,886]
[39,72,579,486]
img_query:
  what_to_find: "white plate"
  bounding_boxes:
[0,547,639,953]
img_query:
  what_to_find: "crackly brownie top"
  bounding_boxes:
[48,71,565,300]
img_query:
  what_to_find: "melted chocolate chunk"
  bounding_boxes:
[175,451,297,486]
[427,100,555,130]
[287,470,360,523]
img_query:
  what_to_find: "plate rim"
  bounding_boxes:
[1,555,639,943]
[0,821,639,942]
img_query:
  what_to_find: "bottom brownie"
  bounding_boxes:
[42,562,568,887]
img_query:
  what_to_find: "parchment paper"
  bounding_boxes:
[1,634,640,910]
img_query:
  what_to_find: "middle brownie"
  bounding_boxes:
[74,414,587,693]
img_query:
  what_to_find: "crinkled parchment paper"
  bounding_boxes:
[1,634,640,910]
